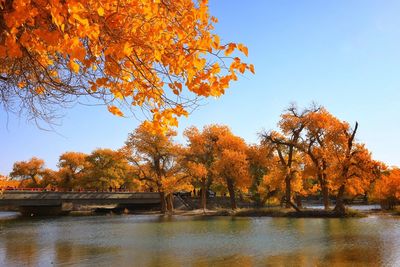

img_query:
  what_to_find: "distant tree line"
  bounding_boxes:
[2,104,399,213]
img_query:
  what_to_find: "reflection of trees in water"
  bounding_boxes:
[321,219,385,266]
[144,253,254,267]
[54,242,120,266]
[322,247,383,266]
[262,247,382,267]
[269,217,308,233]
[0,216,397,266]
[265,218,385,266]
[4,231,39,266]
[100,216,254,266]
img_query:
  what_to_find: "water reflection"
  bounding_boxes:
[3,231,40,266]
[54,242,120,266]
[263,247,382,267]
[0,214,399,266]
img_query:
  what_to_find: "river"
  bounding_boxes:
[0,212,399,266]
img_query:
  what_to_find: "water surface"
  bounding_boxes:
[0,212,399,266]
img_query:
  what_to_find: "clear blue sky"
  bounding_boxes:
[1,0,400,175]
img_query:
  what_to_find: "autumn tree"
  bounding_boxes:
[299,107,378,213]
[331,139,377,214]
[246,144,273,207]
[261,104,312,210]
[373,167,400,209]
[57,151,89,190]
[211,127,251,210]
[182,160,207,209]
[9,157,46,187]
[40,168,59,188]
[298,107,350,210]
[125,123,190,212]
[0,0,253,130]
[183,125,230,210]
[84,148,131,190]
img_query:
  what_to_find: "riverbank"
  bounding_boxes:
[2,204,399,219]
[79,206,399,219]
[171,207,369,218]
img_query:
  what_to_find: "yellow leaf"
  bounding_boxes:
[239,63,246,74]
[35,86,45,94]
[212,62,220,74]
[107,105,124,117]
[249,64,255,74]
[238,44,248,57]
[212,35,220,50]
[71,13,89,27]
[154,49,161,61]
[18,81,26,88]
[97,7,104,16]
[224,43,236,56]
[123,43,132,56]
[211,16,218,23]
[114,91,123,99]
[69,60,80,73]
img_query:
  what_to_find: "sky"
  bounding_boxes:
[2,0,400,175]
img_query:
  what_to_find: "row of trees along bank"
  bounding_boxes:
[3,104,400,214]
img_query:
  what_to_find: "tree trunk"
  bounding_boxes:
[206,174,213,192]
[201,178,207,211]
[159,191,167,213]
[322,184,330,210]
[334,184,346,214]
[227,178,237,210]
[288,200,302,212]
[295,194,302,208]
[166,193,174,212]
[285,175,291,208]
[31,175,39,187]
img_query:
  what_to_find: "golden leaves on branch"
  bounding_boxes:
[0,0,254,132]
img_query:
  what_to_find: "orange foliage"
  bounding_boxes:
[183,124,231,181]
[9,157,46,186]
[57,151,89,190]
[0,179,20,189]
[125,123,191,211]
[185,162,207,180]
[211,126,251,209]
[374,168,400,204]
[0,0,253,131]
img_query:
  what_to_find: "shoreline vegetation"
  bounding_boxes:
[1,201,399,219]
[130,207,399,218]
[2,202,396,220]
[1,193,398,218]
[67,204,400,219]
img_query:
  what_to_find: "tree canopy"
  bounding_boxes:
[0,0,253,131]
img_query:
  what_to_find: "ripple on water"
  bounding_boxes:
[0,213,399,266]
